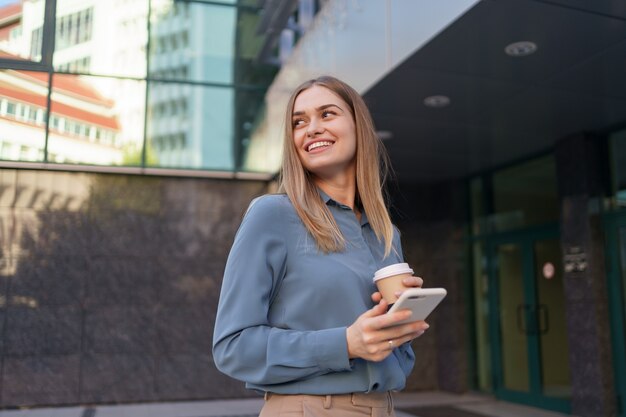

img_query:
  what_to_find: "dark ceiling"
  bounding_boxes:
[364,0,626,183]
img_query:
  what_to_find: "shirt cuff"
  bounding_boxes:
[313,327,352,371]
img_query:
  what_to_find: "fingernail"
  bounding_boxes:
[394,291,402,297]
[422,324,430,330]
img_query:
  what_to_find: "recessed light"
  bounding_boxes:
[423,95,450,108]
[504,41,537,57]
[376,130,393,141]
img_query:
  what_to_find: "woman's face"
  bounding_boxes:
[291,85,357,180]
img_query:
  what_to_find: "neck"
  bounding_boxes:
[313,172,357,210]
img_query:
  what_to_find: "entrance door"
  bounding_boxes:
[488,228,571,413]
[606,214,626,417]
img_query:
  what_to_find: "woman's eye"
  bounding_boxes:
[322,111,336,118]
[293,119,305,127]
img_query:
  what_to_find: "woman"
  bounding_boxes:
[213,76,428,416]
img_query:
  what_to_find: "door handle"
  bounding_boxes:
[537,304,549,335]
[516,304,527,334]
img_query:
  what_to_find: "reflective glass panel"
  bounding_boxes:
[620,226,626,357]
[52,0,149,78]
[534,238,571,398]
[178,0,260,5]
[0,0,46,63]
[47,74,146,165]
[0,69,47,162]
[146,81,236,170]
[182,0,257,5]
[470,177,485,235]
[472,241,492,391]
[497,243,530,393]
[610,129,626,207]
[235,88,266,170]
[149,1,276,85]
[492,156,558,232]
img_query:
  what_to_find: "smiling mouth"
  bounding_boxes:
[307,140,335,152]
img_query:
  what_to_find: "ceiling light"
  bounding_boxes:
[504,41,537,57]
[376,130,393,141]
[423,95,450,108]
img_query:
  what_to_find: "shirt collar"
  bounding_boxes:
[316,188,370,226]
[317,188,334,205]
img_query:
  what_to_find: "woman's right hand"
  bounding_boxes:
[346,299,429,362]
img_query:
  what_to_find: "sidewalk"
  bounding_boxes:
[0,391,574,417]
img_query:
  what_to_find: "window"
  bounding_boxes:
[10,26,22,40]
[50,115,60,130]
[19,146,29,159]
[1,142,12,159]
[469,156,559,234]
[55,7,94,51]
[19,105,28,120]
[30,28,43,59]
[6,102,16,117]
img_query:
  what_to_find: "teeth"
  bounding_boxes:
[308,141,333,151]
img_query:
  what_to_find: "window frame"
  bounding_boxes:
[0,0,57,71]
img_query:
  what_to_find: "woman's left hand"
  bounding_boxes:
[371,275,424,304]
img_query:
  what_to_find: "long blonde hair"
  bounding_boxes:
[278,76,394,256]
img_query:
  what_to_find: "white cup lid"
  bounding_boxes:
[373,263,414,282]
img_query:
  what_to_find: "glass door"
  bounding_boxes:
[488,228,571,413]
[605,214,626,417]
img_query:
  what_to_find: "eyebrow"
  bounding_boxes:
[292,104,343,117]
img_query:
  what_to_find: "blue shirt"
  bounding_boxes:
[212,191,415,394]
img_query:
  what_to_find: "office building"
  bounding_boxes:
[0,1,624,417]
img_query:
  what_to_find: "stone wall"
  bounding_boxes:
[0,169,268,406]
[555,134,616,417]
[393,180,470,393]
[0,168,462,408]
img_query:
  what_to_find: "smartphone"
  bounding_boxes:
[386,288,447,325]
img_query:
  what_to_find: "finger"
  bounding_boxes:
[371,309,412,330]
[410,329,426,340]
[398,330,425,346]
[362,299,389,318]
[402,276,423,288]
[371,292,382,303]
[378,320,429,340]
[397,321,429,334]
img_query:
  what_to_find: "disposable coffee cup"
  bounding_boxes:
[373,263,414,305]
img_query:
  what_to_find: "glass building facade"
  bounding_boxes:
[0,0,277,172]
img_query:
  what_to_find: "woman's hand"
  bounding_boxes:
[346,298,429,362]
[371,275,424,304]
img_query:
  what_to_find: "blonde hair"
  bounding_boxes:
[278,76,394,256]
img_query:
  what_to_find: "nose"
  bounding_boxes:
[306,118,324,138]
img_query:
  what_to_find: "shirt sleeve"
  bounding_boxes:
[393,342,416,377]
[212,196,352,386]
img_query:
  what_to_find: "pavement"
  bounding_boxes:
[0,391,575,417]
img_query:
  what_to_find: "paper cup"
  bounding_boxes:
[373,263,414,304]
